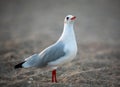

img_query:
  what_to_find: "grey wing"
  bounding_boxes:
[22,54,40,68]
[36,41,66,68]
[22,41,66,68]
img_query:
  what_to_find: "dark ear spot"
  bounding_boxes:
[66,17,69,20]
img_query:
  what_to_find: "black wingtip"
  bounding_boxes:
[14,61,25,69]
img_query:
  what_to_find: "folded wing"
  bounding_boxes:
[22,41,66,68]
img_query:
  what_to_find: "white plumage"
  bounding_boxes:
[15,15,77,83]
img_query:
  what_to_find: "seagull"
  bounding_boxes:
[14,15,77,83]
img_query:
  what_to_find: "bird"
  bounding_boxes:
[14,15,77,83]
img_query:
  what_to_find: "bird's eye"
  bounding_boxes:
[66,17,69,20]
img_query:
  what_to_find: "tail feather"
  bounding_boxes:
[14,61,25,69]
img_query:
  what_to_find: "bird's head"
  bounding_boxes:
[64,15,76,24]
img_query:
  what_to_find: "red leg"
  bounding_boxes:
[52,69,57,83]
[52,71,54,82]
[52,70,55,82]
[54,70,57,82]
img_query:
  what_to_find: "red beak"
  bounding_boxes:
[71,16,76,20]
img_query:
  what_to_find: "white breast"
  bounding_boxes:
[48,21,77,67]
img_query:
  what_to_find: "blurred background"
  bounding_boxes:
[0,0,120,44]
[0,0,120,87]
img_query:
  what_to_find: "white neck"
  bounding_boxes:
[57,22,78,59]
[58,23,76,43]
